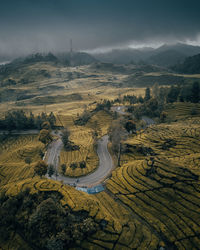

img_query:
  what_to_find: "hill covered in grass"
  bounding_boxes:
[172,53,200,74]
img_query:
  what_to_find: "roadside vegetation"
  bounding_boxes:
[0,110,56,130]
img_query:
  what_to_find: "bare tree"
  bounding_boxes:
[109,119,127,166]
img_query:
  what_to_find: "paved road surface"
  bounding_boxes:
[112,106,155,126]
[45,134,113,188]
[45,106,154,189]
[0,129,39,135]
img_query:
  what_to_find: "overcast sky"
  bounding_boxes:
[0,0,200,57]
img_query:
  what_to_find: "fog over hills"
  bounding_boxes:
[91,43,200,67]
[1,0,200,64]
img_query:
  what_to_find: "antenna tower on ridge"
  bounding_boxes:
[70,39,73,53]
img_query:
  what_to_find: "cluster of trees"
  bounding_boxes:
[34,160,48,177]
[0,110,56,131]
[61,129,79,151]
[74,110,91,126]
[134,98,162,119]
[126,82,200,119]
[0,189,100,249]
[70,161,86,170]
[38,121,53,145]
[74,100,112,126]
[123,94,143,104]
[95,100,111,111]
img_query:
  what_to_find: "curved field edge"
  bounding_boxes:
[106,118,200,249]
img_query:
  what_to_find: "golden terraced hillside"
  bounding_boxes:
[0,109,200,249]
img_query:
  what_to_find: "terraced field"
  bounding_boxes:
[59,111,112,177]
[87,110,113,137]
[165,102,200,121]
[59,126,99,177]
[0,135,44,186]
[1,109,200,249]
[106,118,200,249]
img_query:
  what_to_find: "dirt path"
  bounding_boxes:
[0,129,39,135]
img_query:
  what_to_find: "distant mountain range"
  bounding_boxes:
[0,51,98,68]
[1,43,200,69]
[91,43,200,67]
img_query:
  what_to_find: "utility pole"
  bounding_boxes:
[70,39,73,54]
[70,38,74,66]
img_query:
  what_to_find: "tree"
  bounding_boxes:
[109,119,127,166]
[152,82,159,99]
[138,95,144,103]
[160,111,167,123]
[39,149,44,159]
[28,198,65,239]
[124,121,136,133]
[191,81,200,103]
[28,112,35,128]
[166,86,180,103]
[48,112,56,128]
[34,160,48,177]
[35,115,42,129]
[144,87,151,102]
[80,161,86,169]
[61,129,70,150]
[25,157,32,165]
[41,121,51,130]
[39,129,52,144]
[48,164,55,177]
[61,164,66,175]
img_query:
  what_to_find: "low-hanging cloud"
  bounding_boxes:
[0,0,200,59]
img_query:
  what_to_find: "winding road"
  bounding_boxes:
[45,134,113,188]
[45,106,154,192]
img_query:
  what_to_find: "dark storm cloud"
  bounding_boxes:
[0,0,200,57]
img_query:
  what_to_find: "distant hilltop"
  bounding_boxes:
[0,51,98,67]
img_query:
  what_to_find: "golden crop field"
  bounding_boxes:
[59,111,112,177]
[106,117,200,249]
[0,135,44,186]
[1,104,200,249]
[86,110,113,137]
[59,126,99,177]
